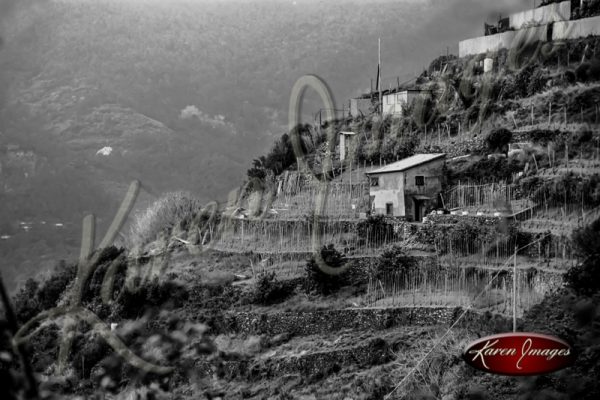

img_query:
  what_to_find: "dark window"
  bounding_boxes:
[386,203,394,216]
[370,177,379,187]
[415,175,425,186]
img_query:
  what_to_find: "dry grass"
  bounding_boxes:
[127,192,202,248]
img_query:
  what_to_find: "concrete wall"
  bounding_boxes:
[459,25,549,57]
[369,171,405,216]
[553,15,600,40]
[509,1,571,30]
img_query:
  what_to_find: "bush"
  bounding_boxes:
[371,246,418,281]
[252,271,292,305]
[527,68,546,96]
[304,245,350,295]
[514,63,536,98]
[485,128,512,154]
[565,218,600,295]
[128,192,202,247]
[13,279,40,325]
[37,261,77,310]
[113,278,189,320]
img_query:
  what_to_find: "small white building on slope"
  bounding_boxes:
[366,153,446,222]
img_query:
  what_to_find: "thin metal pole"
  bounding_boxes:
[379,37,382,116]
[513,246,517,332]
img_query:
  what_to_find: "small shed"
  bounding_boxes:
[365,153,446,221]
[339,131,357,162]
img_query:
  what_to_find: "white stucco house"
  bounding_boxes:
[365,153,446,221]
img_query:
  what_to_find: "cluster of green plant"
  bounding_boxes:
[13,261,77,325]
[252,271,293,305]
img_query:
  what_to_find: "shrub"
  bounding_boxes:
[128,192,202,247]
[37,261,77,310]
[527,68,546,96]
[13,279,40,325]
[485,128,512,154]
[252,271,292,305]
[514,63,536,98]
[565,218,600,295]
[13,261,78,324]
[112,278,189,320]
[372,245,418,281]
[304,245,349,295]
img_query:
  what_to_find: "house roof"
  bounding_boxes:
[366,153,446,175]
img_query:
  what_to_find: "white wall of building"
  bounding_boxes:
[509,1,571,30]
[369,172,406,216]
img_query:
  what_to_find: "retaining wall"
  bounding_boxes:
[553,15,600,40]
[509,1,571,30]
[225,307,461,336]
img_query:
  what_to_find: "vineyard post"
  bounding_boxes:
[513,246,517,332]
[531,103,534,126]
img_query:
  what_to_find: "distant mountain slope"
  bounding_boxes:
[0,0,527,287]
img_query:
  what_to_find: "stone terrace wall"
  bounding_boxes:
[224,307,462,336]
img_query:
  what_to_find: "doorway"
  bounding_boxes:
[385,203,393,216]
[414,200,423,222]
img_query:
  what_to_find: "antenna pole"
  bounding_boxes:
[379,37,382,116]
[513,246,517,332]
